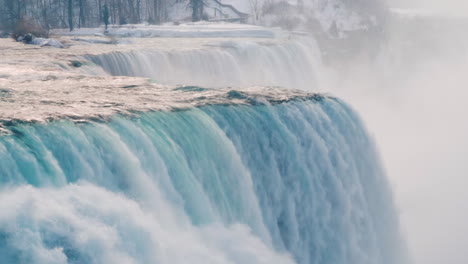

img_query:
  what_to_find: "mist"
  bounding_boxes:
[324,7,468,264]
[390,0,468,15]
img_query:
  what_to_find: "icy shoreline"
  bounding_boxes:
[0,34,321,132]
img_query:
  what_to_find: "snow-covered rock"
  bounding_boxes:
[30,38,64,48]
[17,33,64,48]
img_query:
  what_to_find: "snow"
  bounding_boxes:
[52,23,278,38]
[30,38,64,48]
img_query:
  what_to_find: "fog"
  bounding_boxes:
[390,0,468,15]
[326,8,468,264]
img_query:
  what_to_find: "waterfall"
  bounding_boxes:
[0,98,406,264]
[86,38,321,90]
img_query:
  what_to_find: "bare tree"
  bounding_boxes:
[103,3,110,29]
[68,0,74,31]
[190,0,204,22]
[0,0,175,31]
[249,0,262,24]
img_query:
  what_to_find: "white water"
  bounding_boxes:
[0,184,293,264]
[86,38,321,90]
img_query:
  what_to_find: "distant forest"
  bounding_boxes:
[0,0,388,40]
[0,0,207,32]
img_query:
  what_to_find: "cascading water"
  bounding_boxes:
[86,38,321,90]
[0,97,407,264]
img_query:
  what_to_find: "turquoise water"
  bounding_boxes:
[0,98,406,264]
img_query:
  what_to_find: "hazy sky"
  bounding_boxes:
[390,0,468,15]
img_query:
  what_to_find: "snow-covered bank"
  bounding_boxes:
[0,23,324,129]
[0,34,320,131]
[52,23,279,38]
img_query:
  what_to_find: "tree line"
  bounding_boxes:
[0,0,206,33]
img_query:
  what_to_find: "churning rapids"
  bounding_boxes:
[0,24,407,264]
